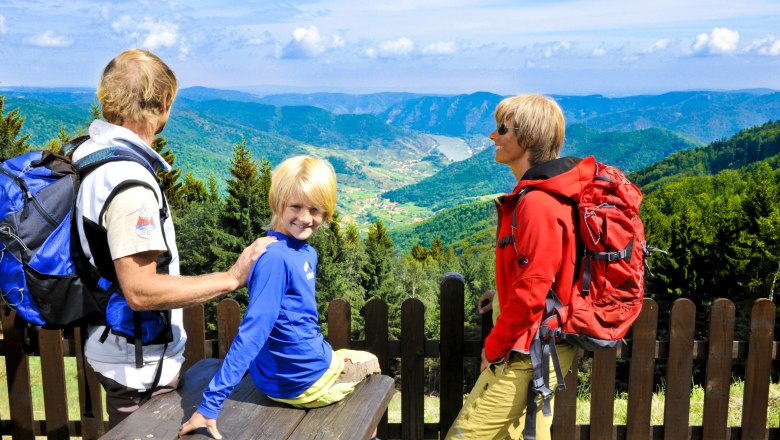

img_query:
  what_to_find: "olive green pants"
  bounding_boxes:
[445,343,575,440]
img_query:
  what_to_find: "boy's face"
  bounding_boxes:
[280,196,324,241]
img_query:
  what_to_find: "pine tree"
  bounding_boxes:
[180,171,208,206]
[363,220,395,299]
[151,136,184,210]
[0,96,32,160]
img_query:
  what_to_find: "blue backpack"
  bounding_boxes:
[0,138,171,352]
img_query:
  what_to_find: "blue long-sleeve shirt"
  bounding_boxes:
[197,230,333,419]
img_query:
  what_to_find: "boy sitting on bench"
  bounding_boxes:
[178,156,380,439]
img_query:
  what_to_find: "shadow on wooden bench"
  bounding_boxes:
[102,358,395,440]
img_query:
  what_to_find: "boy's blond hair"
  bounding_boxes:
[270,156,337,230]
[98,49,178,126]
[494,94,566,166]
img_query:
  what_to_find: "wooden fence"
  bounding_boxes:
[1,272,779,439]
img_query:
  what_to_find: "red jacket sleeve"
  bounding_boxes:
[484,191,572,362]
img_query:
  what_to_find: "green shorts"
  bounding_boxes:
[270,349,381,409]
[445,343,576,440]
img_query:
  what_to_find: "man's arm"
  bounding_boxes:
[114,236,275,310]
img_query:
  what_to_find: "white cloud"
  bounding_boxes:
[690,27,739,55]
[25,30,72,47]
[591,47,607,57]
[0,15,7,35]
[421,41,457,56]
[536,41,571,58]
[281,25,326,59]
[378,37,414,58]
[643,39,671,54]
[112,16,180,51]
[331,33,346,49]
[746,35,780,56]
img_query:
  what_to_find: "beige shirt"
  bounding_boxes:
[102,186,167,259]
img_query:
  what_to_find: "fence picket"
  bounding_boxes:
[664,299,696,440]
[39,329,69,440]
[626,298,658,440]
[73,326,104,440]
[702,298,735,440]
[365,298,390,440]
[217,299,241,358]
[591,345,617,440]
[553,349,581,440]
[401,298,425,440]
[741,299,775,440]
[182,305,206,372]
[1,310,35,440]
[327,298,351,350]
[440,273,465,437]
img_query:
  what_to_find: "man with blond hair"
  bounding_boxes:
[72,49,274,427]
[446,94,577,439]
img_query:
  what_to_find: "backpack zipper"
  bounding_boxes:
[0,167,59,229]
[0,224,31,254]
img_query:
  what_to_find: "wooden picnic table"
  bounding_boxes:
[102,358,395,440]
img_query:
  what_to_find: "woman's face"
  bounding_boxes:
[490,118,523,166]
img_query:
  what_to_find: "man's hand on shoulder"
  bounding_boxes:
[227,236,278,290]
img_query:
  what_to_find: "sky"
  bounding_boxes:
[1,0,780,96]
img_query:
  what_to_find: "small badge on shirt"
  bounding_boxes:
[304,261,314,280]
[135,206,157,238]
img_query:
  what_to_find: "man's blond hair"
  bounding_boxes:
[494,94,566,166]
[269,156,337,231]
[97,49,178,126]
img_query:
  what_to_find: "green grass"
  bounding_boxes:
[386,380,780,428]
[0,356,108,423]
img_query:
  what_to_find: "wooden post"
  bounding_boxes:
[702,298,735,440]
[439,273,464,437]
[591,345,618,440]
[1,310,36,440]
[365,298,390,440]
[401,298,425,440]
[217,299,241,358]
[741,299,775,440]
[182,304,206,372]
[663,299,696,440]
[327,298,351,350]
[626,298,658,440]
[39,329,70,440]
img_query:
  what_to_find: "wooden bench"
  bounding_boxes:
[102,358,395,440]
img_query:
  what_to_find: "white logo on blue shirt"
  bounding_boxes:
[304,261,314,280]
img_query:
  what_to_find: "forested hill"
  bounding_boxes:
[383,124,700,211]
[379,90,780,142]
[630,119,780,193]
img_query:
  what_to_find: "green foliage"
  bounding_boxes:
[0,96,32,159]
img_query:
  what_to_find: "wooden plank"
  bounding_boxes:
[1,310,35,440]
[590,346,617,440]
[328,298,351,350]
[626,298,658,440]
[664,299,696,440]
[364,298,390,440]
[741,299,775,440]
[702,298,735,440]
[73,325,105,440]
[38,329,70,440]
[439,273,465,437]
[401,298,425,440]
[553,348,581,440]
[183,304,206,373]
[287,374,395,440]
[217,298,241,358]
[104,358,306,440]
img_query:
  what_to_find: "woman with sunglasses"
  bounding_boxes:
[446,94,577,440]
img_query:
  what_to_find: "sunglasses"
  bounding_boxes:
[497,124,518,135]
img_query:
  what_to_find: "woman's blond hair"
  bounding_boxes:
[269,156,337,230]
[97,49,178,126]
[494,94,566,166]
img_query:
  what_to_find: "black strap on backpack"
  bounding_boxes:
[69,137,172,402]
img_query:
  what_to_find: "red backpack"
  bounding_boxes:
[510,157,650,439]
